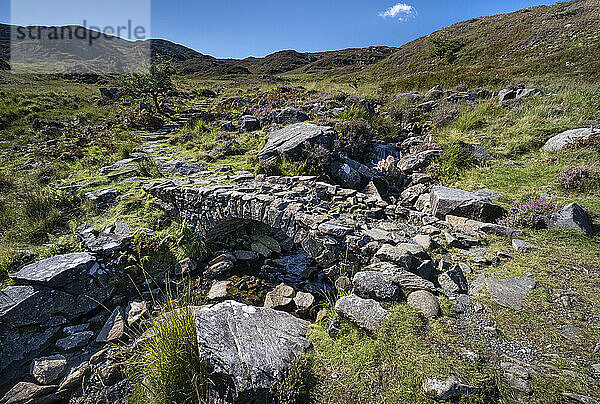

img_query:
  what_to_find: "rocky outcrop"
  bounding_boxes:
[194,301,310,403]
[258,123,335,160]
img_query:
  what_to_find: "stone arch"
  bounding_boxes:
[144,178,365,270]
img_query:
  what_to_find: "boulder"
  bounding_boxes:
[30,355,67,385]
[239,115,260,132]
[335,294,390,333]
[485,276,537,310]
[330,160,363,190]
[10,252,100,295]
[546,203,594,236]
[79,221,132,256]
[266,107,309,126]
[258,123,335,160]
[437,264,468,295]
[422,375,480,401]
[84,188,118,211]
[430,186,504,222]
[542,128,593,152]
[407,290,440,319]
[194,301,310,403]
[352,271,401,302]
[263,283,296,310]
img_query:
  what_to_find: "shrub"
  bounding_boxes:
[498,194,561,229]
[335,119,374,162]
[127,302,207,404]
[136,157,163,178]
[428,31,462,64]
[370,114,400,142]
[428,141,476,184]
[337,104,369,121]
[302,143,333,177]
[432,106,459,129]
[556,166,592,190]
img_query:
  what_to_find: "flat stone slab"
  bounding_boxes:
[10,253,98,294]
[258,123,335,160]
[430,186,504,222]
[194,301,310,403]
[335,294,390,332]
[485,276,537,310]
[365,262,436,292]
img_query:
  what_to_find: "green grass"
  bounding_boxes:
[126,300,208,404]
[303,306,498,403]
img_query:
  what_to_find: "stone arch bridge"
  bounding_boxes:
[143,175,420,272]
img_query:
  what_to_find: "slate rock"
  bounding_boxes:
[58,363,91,393]
[430,186,504,222]
[407,290,440,319]
[485,277,537,310]
[157,159,206,176]
[352,271,401,302]
[437,264,468,295]
[79,222,132,255]
[85,188,118,210]
[56,331,94,351]
[546,203,594,236]
[239,115,260,132]
[334,294,390,332]
[562,393,600,404]
[258,123,335,160]
[0,382,58,404]
[30,355,67,385]
[0,285,72,327]
[266,107,309,126]
[365,262,436,292]
[96,306,125,343]
[542,128,593,152]
[194,301,310,403]
[10,252,99,295]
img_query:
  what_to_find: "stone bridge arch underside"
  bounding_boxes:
[144,176,412,274]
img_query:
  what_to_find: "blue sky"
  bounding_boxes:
[0,0,553,59]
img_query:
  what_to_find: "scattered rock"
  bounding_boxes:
[422,375,480,401]
[293,292,315,312]
[560,324,581,342]
[233,250,259,261]
[58,363,91,393]
[175,258,197,276]
[125,301,148,326]
[96,306,125,343]
[505,373,533,395]
[430,186,504,222]
[238,115,260,132]
[512,239,535,253]
[542,128,593,152]
[334,294,390,332]
[437,264,468,294]
[205,254,235,278]
[546,203,594,236]
[352,271,401,302]
[157,159,206,176]
[194,301,310,402]
[266,107,309,125]
[485,276,537,310]
[208,281,231,300]
[30,355,67,385]
[407,290,440,319]
[263,283,296,310]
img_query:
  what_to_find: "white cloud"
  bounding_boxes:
[378,3,416,21]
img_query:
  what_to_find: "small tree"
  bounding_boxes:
[121,61,175,112]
